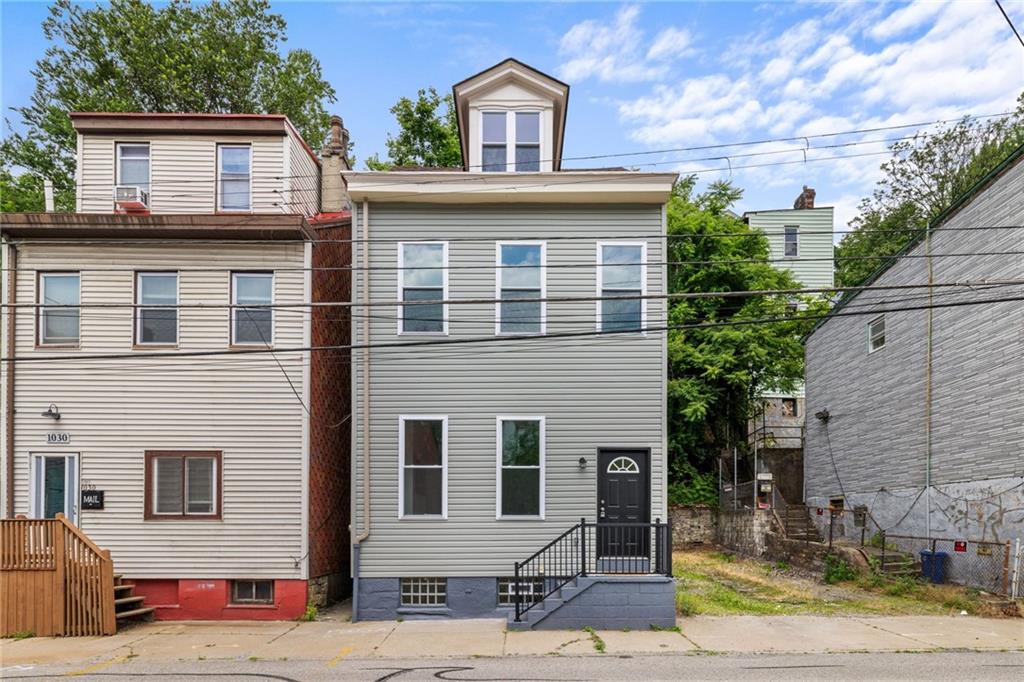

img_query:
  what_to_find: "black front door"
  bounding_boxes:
[597,449,650,560]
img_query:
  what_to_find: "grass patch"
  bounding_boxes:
[823,555,858,584]
[583,626,606,653]
[9,630,34,640]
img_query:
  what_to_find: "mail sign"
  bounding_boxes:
[81,490,104,510]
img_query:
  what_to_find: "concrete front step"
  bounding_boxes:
[115,606,156,620]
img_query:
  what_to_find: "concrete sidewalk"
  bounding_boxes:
[2,615,1022,670]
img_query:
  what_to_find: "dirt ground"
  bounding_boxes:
[673,547,1008,618]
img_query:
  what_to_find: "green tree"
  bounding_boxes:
[366,87,462,170]
[0,169,45,212]
[1,0,336,211]
[666,178,821,503]
[836,94,1024,287]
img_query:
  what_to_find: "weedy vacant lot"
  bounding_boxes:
[674,548,1004,617]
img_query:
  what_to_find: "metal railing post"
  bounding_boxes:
[580,518,587,577]
[880,531,886,572]
[514,560,521,622]
[828,509,834,550]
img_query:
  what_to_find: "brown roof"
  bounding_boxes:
[1,213,316,241]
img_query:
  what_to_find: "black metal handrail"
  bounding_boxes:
[513,518,672,622]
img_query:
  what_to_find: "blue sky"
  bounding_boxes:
[2,1,1022,228]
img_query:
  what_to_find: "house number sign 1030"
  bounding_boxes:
[46,432,70,444]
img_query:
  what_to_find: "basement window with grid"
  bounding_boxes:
[400,578,447,606]
[497,577,544,606]
[231,580,274,605]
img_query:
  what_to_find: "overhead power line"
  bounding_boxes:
[7,289,1022,364]
[995,0,1024,47]
[10,277,1024,312]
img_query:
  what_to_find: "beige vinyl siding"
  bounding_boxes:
[78,135,287,215]
[746,207,834,289]
[9,242,309,578]
[287,131,321,217]
[352,203,667,577]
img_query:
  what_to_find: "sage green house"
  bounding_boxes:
[343,59,678,628]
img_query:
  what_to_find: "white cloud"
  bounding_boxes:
[558,5,696,83]
[868,0,947,41]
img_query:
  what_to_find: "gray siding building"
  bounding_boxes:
[803,146,1024,542]
[343,60,677,628]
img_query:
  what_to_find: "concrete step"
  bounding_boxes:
[113,584,133,595]
[115,595,146,608]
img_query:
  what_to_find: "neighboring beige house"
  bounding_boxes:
[344,59,678,629]
[1,113,352,621]
[741,188,835,507]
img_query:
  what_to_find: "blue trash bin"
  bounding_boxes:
[919,550,949,584]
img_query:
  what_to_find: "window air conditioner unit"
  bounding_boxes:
[114,185,150,210]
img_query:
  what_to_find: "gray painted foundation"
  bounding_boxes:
[806,475,1024,543]
[356,575,677,629]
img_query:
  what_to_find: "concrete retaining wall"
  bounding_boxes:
[716,510,772,557]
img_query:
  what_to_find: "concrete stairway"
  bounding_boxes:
[780,505,822,542]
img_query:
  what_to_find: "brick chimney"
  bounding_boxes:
[793,185,816,210]
[320,115,351,212]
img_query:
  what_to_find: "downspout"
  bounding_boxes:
[924,229,934,537]
[356,199,371,544]
[5,243,16,518]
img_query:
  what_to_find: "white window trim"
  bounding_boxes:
[595,241,647,334]
[115,141,151,189]
[397,242,449,336]
[231,272,275,347]
[494,241,546,336]
[480,109,543,172]
[867,315,886,353]
[398,415,448,520]
[216,143,253,212]
[37,272,81,346]
[783,225,799,258]
[29,452,80,524]
[495,415,546,520]
[134,271,179,346]
[151,454,218,517]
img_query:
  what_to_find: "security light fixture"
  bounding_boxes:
[578,457,588,470]
[814,408,830,423]
[41,403,61,420]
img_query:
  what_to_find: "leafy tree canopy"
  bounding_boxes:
[1,0,336,211]
[836,94,1024,287]
[666,178,824,503]
[365,87,462,170]
[0,169,44,213]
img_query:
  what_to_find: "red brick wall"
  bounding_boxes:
[308,221,352,580]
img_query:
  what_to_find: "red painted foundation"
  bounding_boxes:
[128,579,307,620]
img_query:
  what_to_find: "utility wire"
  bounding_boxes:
[995,0,1024,47]
[8,289,1024,364]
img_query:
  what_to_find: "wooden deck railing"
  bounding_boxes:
[1,514,116,636]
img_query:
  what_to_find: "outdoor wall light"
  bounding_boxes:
[41,403,61,420]
[578,457,588,470]
[814,408,830,423]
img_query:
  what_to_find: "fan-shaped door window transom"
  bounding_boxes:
[606,456,640,474]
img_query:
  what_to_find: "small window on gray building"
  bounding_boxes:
[784,226,798,257]
[400,577,447,606]
[497,577,544,606]
[781,398,797,417]
[231,580,273,604]
[136,272,178,345]
[400,417,446,517]
[400,243,447,334]
[232,272,274,345]
[867,315,885,353]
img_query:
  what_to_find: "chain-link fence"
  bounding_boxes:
[878,534,1012,596]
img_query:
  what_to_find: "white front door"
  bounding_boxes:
[30,453,80,524]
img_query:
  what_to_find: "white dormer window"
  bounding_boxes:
[481,111,540,172]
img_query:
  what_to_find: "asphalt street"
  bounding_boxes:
[4,651,1023,681]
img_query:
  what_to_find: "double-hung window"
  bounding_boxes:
[232,273,274,345]
[399,243,447,334]
[399,417,447,518]
[497,417,544,519]
[496,242,545,334]
[135,272,178,345]
[145,451,221,519]
[598,243,645,332]
[38,272,80,346]
[116,142,150,194]
[480,111,541,172]
[784,226,799,257]
[868,315,885,353]
[218,144,252,211]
